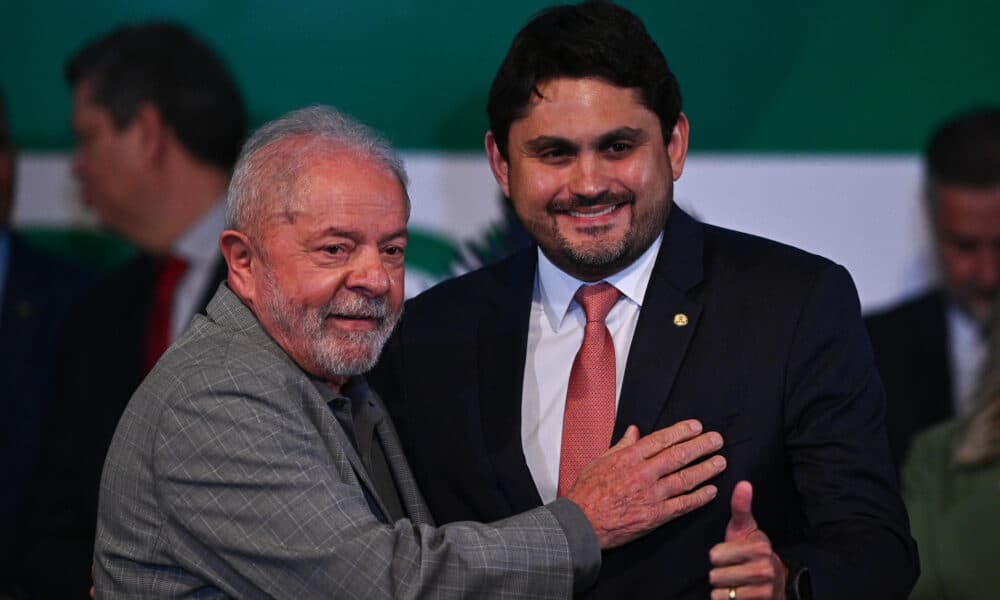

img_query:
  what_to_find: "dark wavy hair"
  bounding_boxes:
[926,106,1000,190]
[66,22,246,170]
[487,1,682,158]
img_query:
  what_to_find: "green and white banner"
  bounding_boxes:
[10,151,927,311]
[3,1,997,310]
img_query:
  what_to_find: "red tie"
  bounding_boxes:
[145,256,188,373]
[557,282,621,497]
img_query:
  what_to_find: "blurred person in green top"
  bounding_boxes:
[903,293,1000,598]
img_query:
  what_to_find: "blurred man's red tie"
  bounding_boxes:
[145,256,188,373]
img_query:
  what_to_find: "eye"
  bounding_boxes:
[605,141,634,156]
[534,144,576,164]
[948,237,978,254]
[323,245,346,255]
[383,244,406,257]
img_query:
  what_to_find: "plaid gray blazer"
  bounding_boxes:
[94,284,575,598]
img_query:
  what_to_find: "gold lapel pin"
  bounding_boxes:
[15,300,34,320]
[673,313,688,327]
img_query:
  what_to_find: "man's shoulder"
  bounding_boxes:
[407,247,535,315]
[701,221,836,274]
[863,289,946,331]
[77,254,158,313]
[132,307,305,430]
[168,301,290,383]
[694,222,846,302]
[8,232,96,299]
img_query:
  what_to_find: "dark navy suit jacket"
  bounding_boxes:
[0,234,93,595]
[18,253,226,598]
[370,208,918,599]
[864,290,955,470]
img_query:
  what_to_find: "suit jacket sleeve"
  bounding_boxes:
[96,367,577,599]
[778,264,918,598]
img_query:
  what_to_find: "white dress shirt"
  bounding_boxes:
[170,200,226,341]
[945,303,986,418]
[521,233,663,503]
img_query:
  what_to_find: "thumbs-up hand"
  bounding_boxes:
[708,481,787,600]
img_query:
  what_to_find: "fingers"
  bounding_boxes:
[725,480,756,541]
[649,483,720,529]
[652,452,726,500]
[604,424,640,456]
[711,531,773,566]
[569,419,728,549]
[709,533,782,599]
[632,419,705,458]
[710,583,777,600]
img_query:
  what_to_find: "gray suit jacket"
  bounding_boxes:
[95,284,582,598]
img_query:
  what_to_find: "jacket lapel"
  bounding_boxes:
[209,285,394,521]
[477,249,546,513]
[614,207,705,441]
[373,416,434,526]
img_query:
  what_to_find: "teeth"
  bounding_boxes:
[568,205,617,218]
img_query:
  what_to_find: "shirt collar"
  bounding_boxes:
[309,374,385,420]
[946,301,985,349]
[537,232,663,332]
[172,199,225,264]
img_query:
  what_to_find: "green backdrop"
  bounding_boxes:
[2,0,998,154]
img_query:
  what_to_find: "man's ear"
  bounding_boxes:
[220,229,258,304]
[667,112,690,181]
[485,131,511,198]
[131,102,169,164]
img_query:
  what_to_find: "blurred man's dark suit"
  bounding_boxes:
[0,234,92,597]
[864,290,955,469]
[18,253,225,598]
[370,207,918,599]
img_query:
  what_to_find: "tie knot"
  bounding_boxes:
[574,282,620,323]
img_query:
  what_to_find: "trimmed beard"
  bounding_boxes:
[261,267,401,379]
[538,189,670,280]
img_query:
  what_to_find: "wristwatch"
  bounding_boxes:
[785,564,812,600]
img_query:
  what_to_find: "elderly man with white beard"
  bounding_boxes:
[92,105,730,599]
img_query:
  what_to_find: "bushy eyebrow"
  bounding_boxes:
[596,127,648,148]
[522,136,577,155]
[310,226,408,245]
[521,126,649,155]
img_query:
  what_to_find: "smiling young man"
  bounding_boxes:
[369,3,918,599]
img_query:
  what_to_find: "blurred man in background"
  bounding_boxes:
[866,107,1000,468]
[18,23,245,598]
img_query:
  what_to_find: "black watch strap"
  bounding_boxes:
[785,564,812,600]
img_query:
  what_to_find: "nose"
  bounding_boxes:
[567,153,608,199]
[346,246,391,297]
